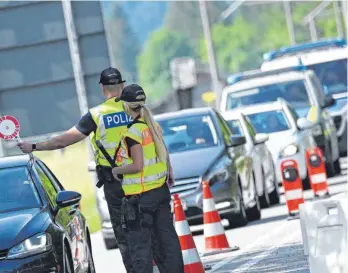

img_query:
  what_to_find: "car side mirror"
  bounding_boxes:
[322,94,336,108]
[55,191,81,213]
[254,133,269,145]
[229,135,246,147]
[297,118,315,130]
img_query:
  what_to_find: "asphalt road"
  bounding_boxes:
[91,157,347,273]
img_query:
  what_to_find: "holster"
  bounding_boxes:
[121,195,140,231]
[96,165,123,188]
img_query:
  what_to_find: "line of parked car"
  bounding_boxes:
[91,38,347,250]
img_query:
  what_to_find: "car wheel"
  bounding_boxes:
[269,169,280,205]
[259,170,271,208]
[302,172,311,190]
[64,245,73,273]
[104,237,118,250]
[87,242,96,273]
[247,177,261,221]
[227,184,247,228]
[334,159,341,175]
[325,144,336,178]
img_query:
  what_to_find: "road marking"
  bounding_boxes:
[209,220,290,272]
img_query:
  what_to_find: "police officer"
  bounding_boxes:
[17,67,135,272]
[112,84,185,273]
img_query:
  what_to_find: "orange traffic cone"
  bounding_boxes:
[152,260,160,273]
[173,194,205,273]
[201,181,239,256]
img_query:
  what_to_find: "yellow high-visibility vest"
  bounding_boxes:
[116,119,167,195]
[90,98,132,167]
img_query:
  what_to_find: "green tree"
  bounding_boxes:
[164,1,229,55]
[105,3,139,81]
[137,27,194,104]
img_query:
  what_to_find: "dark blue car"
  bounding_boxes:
[0,155,95,273]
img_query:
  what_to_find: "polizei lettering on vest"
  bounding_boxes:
[103,112,133,129]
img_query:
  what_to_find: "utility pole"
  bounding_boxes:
[333,0,344,37]
[283,1,296,45]
[309,19,318,42]
[199,0,222,109]
[62,0,95,165]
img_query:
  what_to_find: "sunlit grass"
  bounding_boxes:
[34,140,101,233]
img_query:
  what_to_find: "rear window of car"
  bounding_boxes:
[246,110,291,134]
[0,167,41,213]
[157,114,218,153]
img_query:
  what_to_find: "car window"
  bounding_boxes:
[157,114,218,153]
[227,80,311,110]
[37,160,64,191]
[226,119,243,136]
[215,112,233,146]
[35,164,58,208]
[309,59,347,95]
[246,110,291,134]
[0,166,41,213]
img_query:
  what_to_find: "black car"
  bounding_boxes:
[155,107,261,227]
[0,155,95,273]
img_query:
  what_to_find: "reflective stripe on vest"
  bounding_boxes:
[90,99,132,166]
[116,121,167,195]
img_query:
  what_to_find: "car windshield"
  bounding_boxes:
[0,167,41,213]
[226,119,243,136]
[227,80,310,110]
[157,114,218,153]
[246,110,291,134]
[308,59,347,95]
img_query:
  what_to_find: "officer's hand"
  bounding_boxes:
[112,167,121,182]
[17,142,33,153]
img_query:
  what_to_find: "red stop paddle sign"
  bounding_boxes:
[0,116,20,140]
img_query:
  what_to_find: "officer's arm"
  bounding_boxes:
[35,126,87,151]
[112,144,144,175]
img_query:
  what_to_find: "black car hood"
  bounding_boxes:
[0,208,49,250]
[169,146,224,180]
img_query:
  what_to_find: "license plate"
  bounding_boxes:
[170,199,187,213]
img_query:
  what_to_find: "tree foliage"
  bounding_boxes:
[105,3,139,81]
[137,27,194,104]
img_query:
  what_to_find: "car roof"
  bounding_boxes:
[0,154,32,169]
[262,47,347,69]
[154,107,215,120]
[223,71,306,94]
[225,101,286,117]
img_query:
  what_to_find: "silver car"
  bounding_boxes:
[222,110,280,208]
[234,99,317,189]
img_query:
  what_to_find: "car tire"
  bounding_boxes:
[227,185,248,228]
[64,245,73,273]
[302,173,311,190]
[334,159,341,175]
[325,144,336,178]
[259,170,271,208]
[87,241,96,273]
[247,178,261,221]
[269,171,280,205]
[104,238,118,250]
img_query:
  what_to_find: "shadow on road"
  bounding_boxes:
[202,243,309,273]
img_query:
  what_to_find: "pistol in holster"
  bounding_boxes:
[95,140,123,188]
[121,195,140,231]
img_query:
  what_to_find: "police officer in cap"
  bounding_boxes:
[18,67,135,272]
[112,84,185,273]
